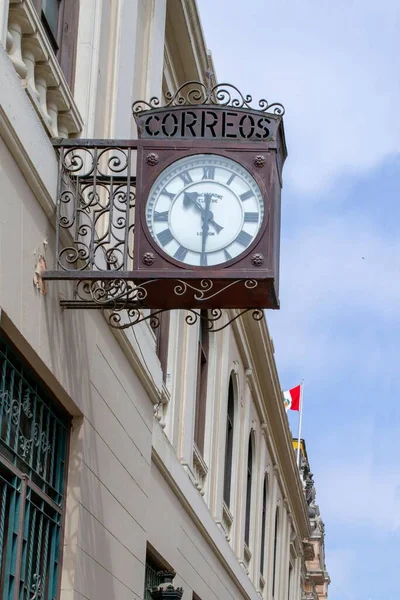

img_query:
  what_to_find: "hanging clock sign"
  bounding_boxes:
[132,82,287,311]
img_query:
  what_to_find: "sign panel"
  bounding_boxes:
[135,106,280,142]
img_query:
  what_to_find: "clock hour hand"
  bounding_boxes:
[183,191,224,234]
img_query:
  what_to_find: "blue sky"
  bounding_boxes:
[197,1,400,598]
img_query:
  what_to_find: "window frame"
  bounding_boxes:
[144,545,173,600]
[223,375,235,507]
[272,507,280,600]
[260,474,268,575]
[0,332,71,600]
[154,311,170,384]
[32,0,80,91]
[193,311,209,455]
[244,432,254,547]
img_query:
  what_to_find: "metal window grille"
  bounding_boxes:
[144,559,164,600]
[0,335,70,600]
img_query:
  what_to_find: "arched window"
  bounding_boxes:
[223,376,235,506]
[288,563,293,600]
[272,507,280,599]
[154,311,170,383]
[260,474,268,574]
[194,311,209,454]
[244,433,253,546]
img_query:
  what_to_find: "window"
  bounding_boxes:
[33,0,80,89]
[260,475,268,575]
[154,311,170,383]
[272,508,280,599]
[194,311,209,455]
[244,433,253,546]
[223,376,235,506]
[144,549,172,600]
[288,563,293,600]
[0,334,70,600]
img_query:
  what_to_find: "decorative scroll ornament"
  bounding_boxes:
[132,81,285,116]
[29,574,42,600]
[57,145,136,273]
[60,278,264,333]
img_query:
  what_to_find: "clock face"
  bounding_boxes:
[145,154,264,267]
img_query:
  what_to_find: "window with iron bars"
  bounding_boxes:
[144,555,165,600]
[0,334,70,600]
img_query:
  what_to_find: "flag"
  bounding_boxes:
[283,384,301,412]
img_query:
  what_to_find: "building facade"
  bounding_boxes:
[294,440,330,600]
[0,1,324,600]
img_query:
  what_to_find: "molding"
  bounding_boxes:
[0,308,81,417]
[109,324,162,407]
[7,0,83,136]
[232,309,311,540]
[243,542,252,563]
[0,105,55,218]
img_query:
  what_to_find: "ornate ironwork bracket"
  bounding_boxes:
[59,278,264,332]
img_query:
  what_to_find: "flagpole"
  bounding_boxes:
[296,380,304,469]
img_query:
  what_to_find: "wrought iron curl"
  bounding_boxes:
[184,308,264,332]
[97,147,129,176]
[252,309,264,322]
[244,279,258,289]
[105,308,168,330]
[132,81,285,115]
[62,147,95,178]
[132,95,161,113]
[58,246,90,270]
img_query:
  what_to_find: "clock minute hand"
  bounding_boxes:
[201,193,212,263]
[183,192,224,234]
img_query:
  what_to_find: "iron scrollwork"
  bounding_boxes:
[56,145,136,273]
[185,308,264,332]
[132,81,285,116]
[61,278,264,333]
[174,278,258,301]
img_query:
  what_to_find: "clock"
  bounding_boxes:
[145,154,264,267]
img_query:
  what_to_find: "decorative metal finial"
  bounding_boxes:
[205,68,214,96]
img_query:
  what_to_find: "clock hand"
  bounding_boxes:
[201,193,212,264]
[183,192,224,234]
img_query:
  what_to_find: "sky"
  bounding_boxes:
[197,1,400,599]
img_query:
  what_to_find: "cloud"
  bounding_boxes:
[317,458,400,532]
[198,0,400,194]
[267,213,400,379]
[326,549,356,598]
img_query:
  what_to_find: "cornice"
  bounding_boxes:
[165,0,216,85]
[232,310,310,539]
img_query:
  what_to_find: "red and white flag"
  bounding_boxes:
[283,384,301,412]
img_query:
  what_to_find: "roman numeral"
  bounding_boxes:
[154,211,169,222]
[157,228,174,246]
[202,166,215,180]
[180,171,193,185]
[224,249,232,261]
[161,189,175,200]
[227,173,236,185]
[200,254,208,266]
[240,190,254,201]
[236,230,253,247]
[244,212,259,223]
[174,246,188,261]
